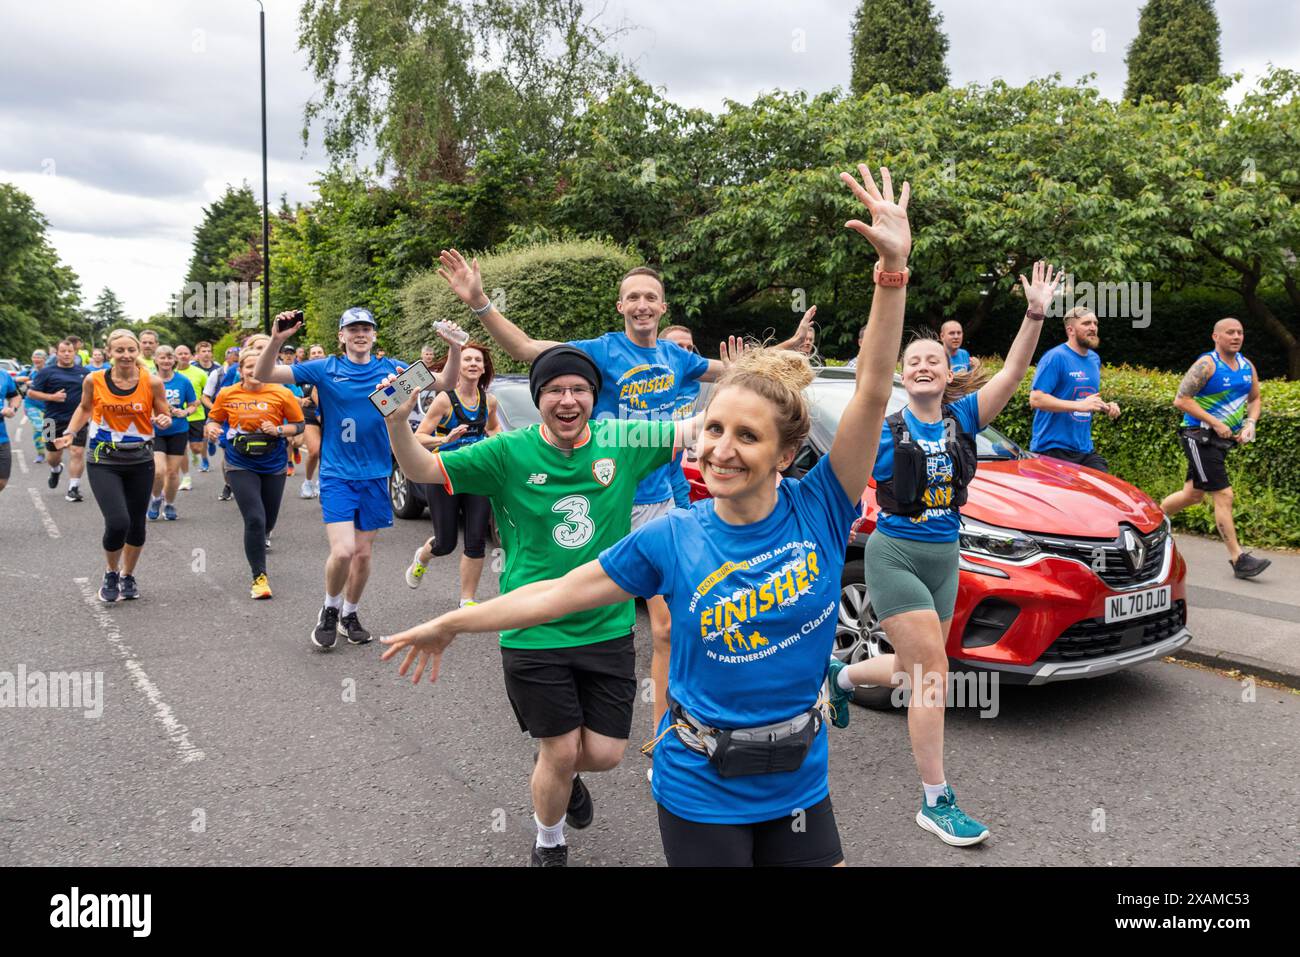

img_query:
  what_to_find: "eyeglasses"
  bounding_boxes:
[540,384,594,398]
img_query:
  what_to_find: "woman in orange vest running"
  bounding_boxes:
[205,351,305,599]
[54,328,172,602]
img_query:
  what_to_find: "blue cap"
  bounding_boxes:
[339,307,377,329]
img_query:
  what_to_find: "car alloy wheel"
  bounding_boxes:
[835,558,902,710]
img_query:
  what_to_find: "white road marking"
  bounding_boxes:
[15,447,28,474]
[74,577,206,764]
[27,487,60,538]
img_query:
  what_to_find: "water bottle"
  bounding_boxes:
[435,320,470,347]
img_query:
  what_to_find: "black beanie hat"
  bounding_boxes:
[529,345,602,407]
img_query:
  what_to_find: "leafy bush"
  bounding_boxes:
[394,240,640,373]
[986,360,1300,548]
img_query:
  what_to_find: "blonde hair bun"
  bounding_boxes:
[722,346,816,393]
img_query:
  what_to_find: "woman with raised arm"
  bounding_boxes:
[826,260,1062,847]
[381,164,911,867]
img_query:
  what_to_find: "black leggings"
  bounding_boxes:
[656,795,844,867]
[87,461,155,552]
[426,483,490,559]
[227,469,286,577]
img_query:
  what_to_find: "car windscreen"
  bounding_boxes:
[807,376,1022,459]
[492,379,541,430]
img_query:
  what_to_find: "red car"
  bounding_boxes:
[682,370,1191,708]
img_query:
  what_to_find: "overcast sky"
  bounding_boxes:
[1,0,1294,321]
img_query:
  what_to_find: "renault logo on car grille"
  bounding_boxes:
[1121,528,1147,573]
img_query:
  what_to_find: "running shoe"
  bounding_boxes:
[218,484,232,502]
[264,537,273,551]
[118,575,139,601]
[179,475,192,491]
[147,496,162,520]
[98,571,120,603]
[293,448,302,466]
[299,480,314,500]
[338,612,372,645]
[250,574,273,600]
[65,486,84,503]
[312,606,340,651]
[567,775,594,829]
[826,657,853,729]
[286,462,295,477]
[33,454,44,465]
[47,466,61,489]
[1232,552,1271,579]
[530,844,568,867]
[207,440,217,457]
[459,598,479,608]
[405,548,429,588]
[199,459,210,472]
[164,504,178,521]
[916,786,990,847]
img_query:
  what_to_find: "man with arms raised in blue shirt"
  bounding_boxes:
[436,250,814,731]
[257,309,461,650]
[1028,306,1120,472]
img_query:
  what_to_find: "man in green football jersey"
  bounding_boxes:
[383,345,693,867]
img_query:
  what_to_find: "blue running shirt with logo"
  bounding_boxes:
[293,355,407,480]
[1029,343,1102,454]
[1182,352,1254,433]
[156,373,197,437]
[872,392,981,544]
[569,332,709,506]
[949,348,971,373]
[599,455,858,824]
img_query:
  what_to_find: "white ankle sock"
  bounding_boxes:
[68,478,80,489]
[923,781,949,807]
[342,600,358,616]
[836,668,855,691]
[535,814,566,848]
[324,593,343,610]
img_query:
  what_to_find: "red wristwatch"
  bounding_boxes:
[874,262,910,287]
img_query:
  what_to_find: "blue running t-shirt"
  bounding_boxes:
[949,348,971,373]
[293,355,407,480]
[569,332,709,506]
[157,373,197,437]
[599,454,858,824]
[872,392,981,544]
[1029,342,1101,454]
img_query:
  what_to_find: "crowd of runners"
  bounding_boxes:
[0,164,1272,866]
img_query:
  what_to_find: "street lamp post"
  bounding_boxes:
[257,1,270,334]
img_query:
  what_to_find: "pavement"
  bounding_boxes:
[1175,534,1300,684]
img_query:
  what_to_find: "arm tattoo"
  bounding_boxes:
[1176,358,1214,399]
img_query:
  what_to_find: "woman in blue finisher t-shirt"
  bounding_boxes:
[380,164,911,867]
[828,260,1063,849]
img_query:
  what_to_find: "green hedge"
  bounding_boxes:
[984,360,1300,549]
[394,240,639,373]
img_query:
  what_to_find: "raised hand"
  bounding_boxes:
[376,373,420,420]
[718,335,746,369]
[794,306,817,354]
[841,164,911,270]
[271,311,302,343]
[1018,260,1063,316]
[437,249,487,308]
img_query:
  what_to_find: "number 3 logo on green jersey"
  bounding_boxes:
[552,494,594,549]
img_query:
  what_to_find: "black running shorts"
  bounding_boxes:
[0,443,11,482]
[51,419,87,448]
[500,634,636,740]
[156,433,188,456]
[187,420,207,442]
[1035,446,1110,474]
[1179,428,1233,492]
[656,795,844,867]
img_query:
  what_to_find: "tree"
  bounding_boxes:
[849,0,949,97]
[1124,0,1221,103]
[87,287,127,343]
[0,183,83,358]
[298,0,628,187]
[178,184,263,340]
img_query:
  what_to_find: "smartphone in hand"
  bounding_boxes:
[276,310,304,333]
[369,362,436,416]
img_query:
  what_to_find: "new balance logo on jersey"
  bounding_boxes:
[526,473,548,485]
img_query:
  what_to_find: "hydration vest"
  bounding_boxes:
[437,387,488,453]
[874,405,978,517]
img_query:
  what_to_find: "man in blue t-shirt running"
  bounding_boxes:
[435,248,815,731]
[1028,306,1121,473]
[257,308,462,650]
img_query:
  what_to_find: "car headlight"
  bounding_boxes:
[959,518,1040,561]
